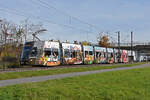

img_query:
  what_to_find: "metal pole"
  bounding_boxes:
[131,31,133,57]
[118,31,121,62]
[25,19,28,42]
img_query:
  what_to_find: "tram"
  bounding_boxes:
[20,40,133,66]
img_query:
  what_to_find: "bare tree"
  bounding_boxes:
[0,19,46,45]
[0,20,16,45]
[20,19,45,42]
[12,25,24,45]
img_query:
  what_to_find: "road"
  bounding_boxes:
[0,63,149,87]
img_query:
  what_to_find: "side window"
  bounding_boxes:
[99,52,102,57]
[72,51,76,58]
[96,52,99,58]
[104,52,106,58]
[111,53,113,57]
[64,49,70,57]
[108,53,110,57]
[72,50,80,58]
[31,47,37,57]
[52,49,58,58]
[77,50,81,57]
[89,51,93,56]
[96,52,101,58]
[85,51,88,57]
[45,50,51,57]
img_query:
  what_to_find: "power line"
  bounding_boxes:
[0,0,103,42]
[30,0,101,32]
[0,8,30,19]
[0,6,92,33]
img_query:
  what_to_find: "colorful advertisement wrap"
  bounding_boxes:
[83,46,94,64]
[121,50,128,63]
[62,43,82,65]
[114,49,119,63]
[40,41,61,66]
[107,48,114,64]
[94,47,107,64]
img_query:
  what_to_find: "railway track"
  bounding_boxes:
[0,63,126,73]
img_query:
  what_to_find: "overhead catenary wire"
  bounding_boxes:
[29,0,101,32]
[0,1,100,42]
[0,0,120,43]
[0,6,93,33]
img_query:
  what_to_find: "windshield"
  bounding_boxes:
[30,47,37,57]
[21,46,32,59]
[21,42,34,59]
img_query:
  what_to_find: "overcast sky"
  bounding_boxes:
[0,0,149,43]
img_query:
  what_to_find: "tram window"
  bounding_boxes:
[64,49,70,57]
[72,51,76,58]
[45,51,51,57]
[115,53,118,56]
[70,52,73,58]
[52,49,58,58]
[96,52,101,58]
[22,49,30,59]
[77,50,80,57]
[31,47,37,57]
[85,51,88,57]
[73,50,79,58]
[53,51,58,56]
[104,52,106,58]
[89,51,93,55]
[96,52,99,58]
[111,53,113,57]
[99,52,102,57]
[108,53,111,57]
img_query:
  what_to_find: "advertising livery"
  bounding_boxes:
[107,48,114,64]
[20,41,61,66]
[40,41,61,66]
[114,49,119,63]
[94,47,107,64]
[83,46,94,64]
[20,41,136,66]
[62,43,82,64]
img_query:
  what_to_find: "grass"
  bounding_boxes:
[0,62,147,81]
[0,65,150,100]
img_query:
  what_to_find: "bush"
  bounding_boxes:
[0,56,20,69]
[0,45,22,69]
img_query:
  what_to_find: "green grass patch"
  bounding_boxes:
[0,64,150,100]
[0,62,147,81]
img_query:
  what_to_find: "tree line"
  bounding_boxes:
[0,18,110,69]
[0,19,44,69]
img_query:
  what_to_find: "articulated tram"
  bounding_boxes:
[20,40,135,66]
[62,43,82,65]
